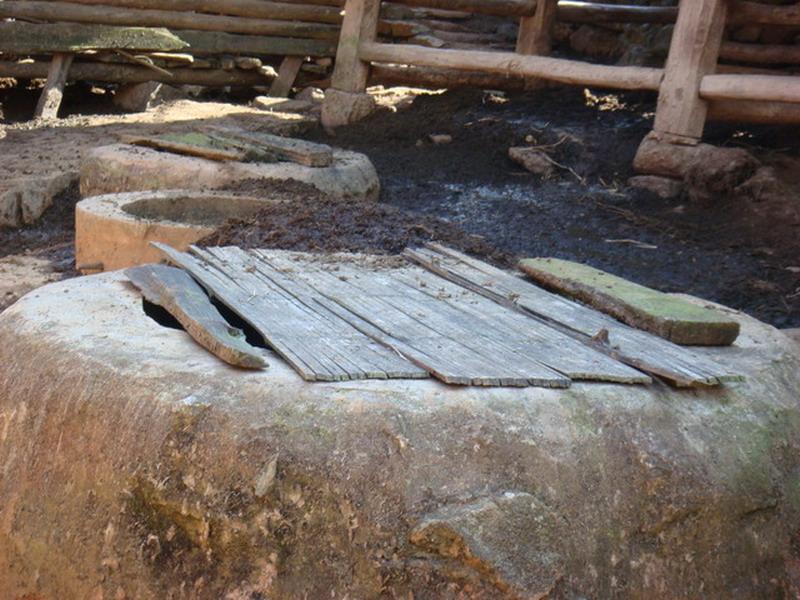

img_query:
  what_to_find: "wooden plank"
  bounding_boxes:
[174,30,336,57]
[518,258,740,346]
[209,127,334,167]
[155,244,427,382]
[126,264,267,369]
[331,0,382,92]
[405,245,744,387]
[652,0,727,139]
[121,133,248,162]
[34,53,74,120]
[269,56,305,98]
[254,251,576,388]
[0,22,188,54]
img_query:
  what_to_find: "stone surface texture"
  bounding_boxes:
[0,171,76,227]
[80,143,380,201]
[75,191,277,272]
[0,273,798,599]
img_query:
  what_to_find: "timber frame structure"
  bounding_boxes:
[324,0,800,175]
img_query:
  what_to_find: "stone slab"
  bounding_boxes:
[80,143,380,201]
[0,273,798,598]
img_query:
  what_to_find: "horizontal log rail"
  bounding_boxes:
[728,0,800,26]
[719,41,800,66]
[557,1,677,24]
[359,41,663,90]
[0,1,340,40]
[700,74,800,104]
[44,0,345,25]
[0,60,270,85]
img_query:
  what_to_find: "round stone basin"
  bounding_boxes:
[0,272,798,598]
[80,143,380,201]
[75,190,270,272]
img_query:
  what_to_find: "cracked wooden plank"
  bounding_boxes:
[126,263,267,369]
[405,244,744,387]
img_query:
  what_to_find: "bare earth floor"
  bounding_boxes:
[1,84,799,328]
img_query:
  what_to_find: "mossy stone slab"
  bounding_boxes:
[518,257,740,346]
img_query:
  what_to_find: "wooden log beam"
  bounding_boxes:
[707,98,800,124]
[269,56,304,97]
[369,62,528,90]
[174,30,336,57]
[358,42,664,90]
[652,0,727,139]
[45,0,344,25]
[728,0,800,26]
[0,1,340,40]
[0,22,188,54]
[720,41,800,66]
[392,0,536,17]
[0,60,271,86]
[517,0,557,56]
[557,1,678,24]
[34,53,74,119]
[700,74,800,104]
[332,0,382,92]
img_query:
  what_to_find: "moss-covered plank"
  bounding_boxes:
[518,257,740,346]
[0,22,188,54]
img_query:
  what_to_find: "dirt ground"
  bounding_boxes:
[1,82,799,328]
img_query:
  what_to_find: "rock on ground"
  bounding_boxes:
[0,171,76,227]
[113,82,185,113]
[628,174,684,199]
[0,272,798,599]
[508,146,556,178]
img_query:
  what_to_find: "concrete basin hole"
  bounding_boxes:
[75,190,272,273]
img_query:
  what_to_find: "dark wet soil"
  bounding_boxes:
[306,88,800,329]
[203,179,512,266]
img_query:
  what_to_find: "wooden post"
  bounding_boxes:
[330,0,381,92]
[652,0,727,140]
[516,0,557,56]
[269,55,304,97]
[34,52,74,119]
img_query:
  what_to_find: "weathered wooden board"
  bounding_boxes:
[518,258,740,346]
[122,133,250,162]
[155,244,428,382]
[406,245,744,387]
[210,127,334,167]
[0,22,189,54]
[254,250,649,386]
[127,264,268,369]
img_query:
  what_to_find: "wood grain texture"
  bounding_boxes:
[406,245,743,388]
[126,264,268,369]
[35,53,74,120]
[256,251,649,386]
[155,244,428,382]
[518,257,740,346]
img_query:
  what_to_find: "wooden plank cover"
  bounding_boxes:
[256,250,650,387]
[518,257,740,346]
[126,264,268,369]
[406,245,744,387]
[155,244,428,382]
[210,127,334,167]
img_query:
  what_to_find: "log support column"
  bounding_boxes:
[516,0,558,89]
[34,52,74,119]
[321,0,381,129]
[634,0,728,176]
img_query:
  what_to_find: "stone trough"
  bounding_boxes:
[0,272,799,599]
[80,142,380,201]
[75,190,274,272]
